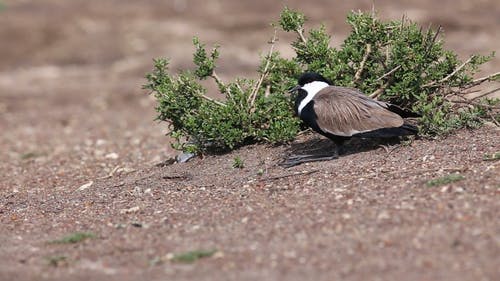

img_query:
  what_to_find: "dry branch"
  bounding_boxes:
[463,71,500,89]
[211,71,225,90]
[376,65,401,81]
[207,71,229,106]
[249,29,278,110]
[424,25,442,56]
[487,111,500,126]
[423,56,473,88]
[470,86,500,101]
[449,99,500,110]
[370,82,389,99]
[353,44,372,83]
[201,94,226,106]
[297,28,307,44]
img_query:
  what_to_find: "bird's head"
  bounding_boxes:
[288,72,331,94]
[297,72,331,86]
[288,72,331,116]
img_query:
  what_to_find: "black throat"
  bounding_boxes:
[294,89,308,116]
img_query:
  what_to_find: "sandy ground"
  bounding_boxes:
[0,0,499,280]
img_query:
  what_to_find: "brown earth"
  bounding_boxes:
[0,0,499,280]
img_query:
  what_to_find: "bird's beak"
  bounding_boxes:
[288,85,301,93]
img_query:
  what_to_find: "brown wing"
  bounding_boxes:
[313,86,404,137]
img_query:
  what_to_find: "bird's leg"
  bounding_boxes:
[335,143,346,155]
[279,144,340,168]
[279,153,339,168]
[378,137,404,154]
[289,138,331,156]
[378,144,390,153]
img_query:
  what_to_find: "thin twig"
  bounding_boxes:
[201,94,226,106]
[470,86,500,101]
[353,44,372,84]
[380,166,468,177]
[400,14,406,32]
[431,26,442,46]
[460,89,481,96]
[424,25,441,57]
[211,71,233,98]
[110,165,120,176]
[443,89,477,100]
[296,128,312,136]
[370,82,389,99]
[487,111,500,127]
[376,65,401,81]
[261,169,319,181]
[353,24,359,35]
[249,29,278,110]
[162,173,192,180]
[423,56,474,88]
[97,166,137,180]
[211,71,225,89]
[264,84,271,98]
[97,165,121,180]
[297,28,307,44]
[235,81,244,93]
[449,99,500,110]
[385,46,390,67]
[369,50,400,99]
[463,71,500,89]
[473,71,500,83]
[208,70,230,105]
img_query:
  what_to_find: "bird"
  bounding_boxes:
[282,72,420,167]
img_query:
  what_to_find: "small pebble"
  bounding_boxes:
[105,152,119,159]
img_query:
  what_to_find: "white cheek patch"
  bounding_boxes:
[297,81,329,115]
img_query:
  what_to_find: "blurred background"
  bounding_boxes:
[0,0,499,187]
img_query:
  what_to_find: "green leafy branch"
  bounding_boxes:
[145,7,499,154]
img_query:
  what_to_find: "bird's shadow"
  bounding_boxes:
[283,136,403,158]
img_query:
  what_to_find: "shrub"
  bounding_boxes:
[144,7,499,154]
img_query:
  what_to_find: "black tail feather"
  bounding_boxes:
[354,123,418,138]
[401,123,418,134]
[386,104,421,118]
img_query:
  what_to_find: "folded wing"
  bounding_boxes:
[313,86,404,137]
